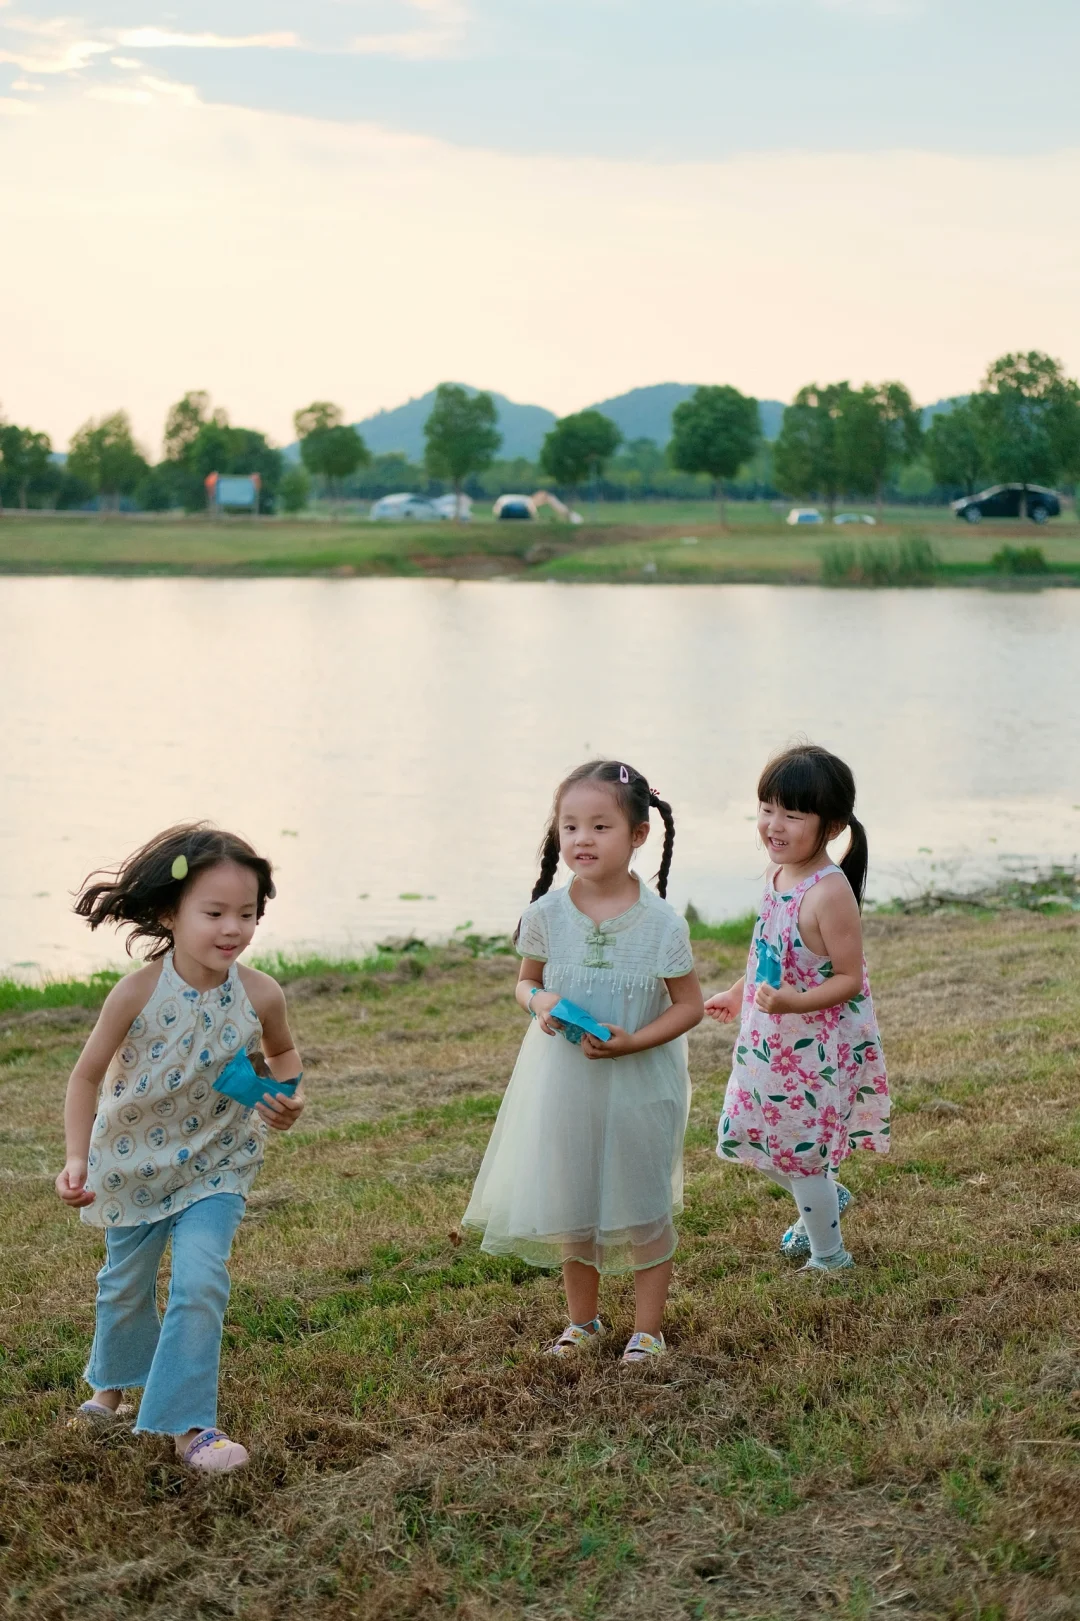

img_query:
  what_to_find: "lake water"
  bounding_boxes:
[2,577,1079,977]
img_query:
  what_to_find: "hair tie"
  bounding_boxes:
[648,787,662,803]
[618,764,629,784]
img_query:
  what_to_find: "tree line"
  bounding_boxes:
[2,353,1078,518]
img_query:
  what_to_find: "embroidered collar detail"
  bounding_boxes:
[563,875,647,936]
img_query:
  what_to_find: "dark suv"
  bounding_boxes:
[952,483,1061,524]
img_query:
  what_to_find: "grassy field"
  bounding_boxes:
[2,907,1079,1619]
[2,504,1079,585]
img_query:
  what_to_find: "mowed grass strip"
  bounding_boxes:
[3,505,1079,584]
[1,912,1079,1620]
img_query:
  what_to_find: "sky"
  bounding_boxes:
[2,0,1079,454]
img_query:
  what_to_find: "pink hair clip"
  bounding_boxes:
[619,765,629,784]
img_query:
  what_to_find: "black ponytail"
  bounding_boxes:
[648,788,675,899]
[757,743,867,910]
[842,814,868,909]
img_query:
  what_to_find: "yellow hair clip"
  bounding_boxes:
[170,854,189,881]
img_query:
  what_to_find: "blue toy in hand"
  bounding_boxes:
[547,998,613,1047]
[213,1049,298,1109]
[754,938,783,989]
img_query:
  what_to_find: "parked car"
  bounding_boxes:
[369,493,441,522]
[952,484,1061,524]
[786,507,823,526]
[494,494,537,521]
[834,513,877,526]
[431,493,471,521]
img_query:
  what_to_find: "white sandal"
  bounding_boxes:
[545,1318,607,1357]
[178,1428,250,1472]
[621,1331,666,1364]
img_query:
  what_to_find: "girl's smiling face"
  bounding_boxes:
[758,800,829,868]
[166,861,260,979]
[559,782,648,884]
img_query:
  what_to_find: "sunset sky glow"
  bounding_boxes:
[2,0,1078,452]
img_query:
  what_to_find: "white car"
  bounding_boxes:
[431,493,472,520]
[834,513,877,527]
[786,507,824,526]
[369,493,441,522]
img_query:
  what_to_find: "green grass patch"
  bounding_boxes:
[990,544,1049,574]
[0,969,122,1014]
[684,904,756,947]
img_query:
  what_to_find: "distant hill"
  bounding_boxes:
[588,384,786,446]
[283,387,964,464]
[347,386,555,462]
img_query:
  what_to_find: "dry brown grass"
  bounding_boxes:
[2,912,1079,1620]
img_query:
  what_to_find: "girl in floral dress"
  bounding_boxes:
[707,746,889,1271]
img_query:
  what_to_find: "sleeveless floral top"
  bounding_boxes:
[83,954,265,1228]
[718,865,890,1176]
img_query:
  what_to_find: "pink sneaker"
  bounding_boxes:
[179,1428,250,1472]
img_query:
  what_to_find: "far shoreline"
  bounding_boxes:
[1,505,1078,588]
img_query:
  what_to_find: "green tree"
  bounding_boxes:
[67,412,148,511]
[774,383,854,516]
[668,385,760,526]
[0,422,53,510]
[539,409,621,506]
[423,385,502,518]
[163,390,226,462]
[839,382,922,512]
[293,402,369,512]
[976,351,1080,516]
[925,400,986,496]
[280,465,312,514]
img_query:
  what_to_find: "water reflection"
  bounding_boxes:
[2,578,1078,974]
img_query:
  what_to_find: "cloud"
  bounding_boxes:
[114,28,300,51]
[0,2,468,79]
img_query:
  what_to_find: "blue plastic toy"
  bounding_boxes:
[754,938,783,989]
[547,998,613,1046]
[213,1049,298,1109]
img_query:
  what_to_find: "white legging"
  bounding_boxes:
[757,1165,843,1259]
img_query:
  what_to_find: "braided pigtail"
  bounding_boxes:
[530,826,561,903]
[513,823,561,946]
[648,790,676,898]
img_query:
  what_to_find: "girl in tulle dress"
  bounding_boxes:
[707,745,890,1271]
[463,760,704,1363]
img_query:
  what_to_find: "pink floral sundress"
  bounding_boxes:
[717,864,890,1177]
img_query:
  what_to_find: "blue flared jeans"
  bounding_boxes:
[84,1192,245,1435]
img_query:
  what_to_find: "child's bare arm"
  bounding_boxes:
[581,970,704,1060]
[516,956,561,1035]
[705,976,745,1022]
[56,969,157,1207]
[754,879,863,1015]
[239,968,306,1130]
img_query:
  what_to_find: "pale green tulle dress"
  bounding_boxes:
[462,877,694,1274]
